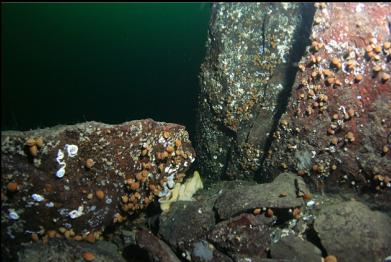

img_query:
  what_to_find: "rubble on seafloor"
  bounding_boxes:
[2,2,391,262]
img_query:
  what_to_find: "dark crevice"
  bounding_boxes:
[212,205,223,225]
[123,245,151,262]
[256,3,316,183]
[305,225,328,257]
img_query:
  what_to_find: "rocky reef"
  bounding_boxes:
[2,2,391,262]
[196,2,391,196]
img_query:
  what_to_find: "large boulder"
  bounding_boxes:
[1,119,195,259]
[195,3,314,182]
[262,3,391,193]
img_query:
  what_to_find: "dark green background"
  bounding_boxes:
[1,3,211,139]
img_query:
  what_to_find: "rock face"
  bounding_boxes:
[262,3,391,193]
[314,200,391,262]
[1,119,195,258]
[195,3,314,182]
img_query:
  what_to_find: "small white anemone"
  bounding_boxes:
[32,194,45,202]
[56,165,66,178]
[68,206,84,219]
[8,209,19,220]
[65,144,78,158]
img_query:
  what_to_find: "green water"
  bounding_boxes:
[1,3,211,139]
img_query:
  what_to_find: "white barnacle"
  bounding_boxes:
[164,166,171,173]
[8,209,19,220]
[356,3,364,13]
[158,136,166,144]
[68,210,79,219]
[65,144,78,157]
[56,165,66,178]
[68,206,84,219]
[45,202,54,208]
[32,193,45,202]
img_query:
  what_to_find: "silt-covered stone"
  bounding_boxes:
[314,200,391,262]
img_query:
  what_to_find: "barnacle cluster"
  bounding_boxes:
[120,130,195,214]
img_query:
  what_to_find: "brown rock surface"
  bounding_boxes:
[135,229,181,262]
[1,119,195,258]
[214,172,308,220]
[262,3,391,193]
[207,213,272,260]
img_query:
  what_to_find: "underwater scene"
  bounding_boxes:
[1,2,391,262]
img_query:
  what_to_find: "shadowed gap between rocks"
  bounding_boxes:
[305,225,328,258]
[123,245,151,262]
[256,3,316,183]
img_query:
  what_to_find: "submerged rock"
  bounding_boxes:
[195,3,314,182]
[214,172,309,220]
[314,200,391,262]
[207,213,272,260]
[270,235,322,262]
[262,2,391,193]
[159,199,216,254]
[1,119,195,259]
[18,239,125,262]
[135,229,181,262]
[191,240,233,262]
[158,181,238,261]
